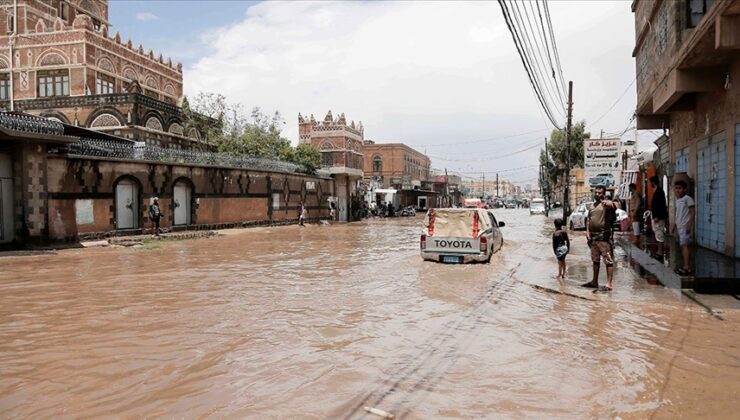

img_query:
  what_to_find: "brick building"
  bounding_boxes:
[0,0,205,149]
[362,140,436,209]
[298,110,364,221]
[633,0,740,258]
[362,140,430,189]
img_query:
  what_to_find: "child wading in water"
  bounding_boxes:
[552,218,570,279]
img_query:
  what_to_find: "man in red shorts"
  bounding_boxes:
[583,185,617,291]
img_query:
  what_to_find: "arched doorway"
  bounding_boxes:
[115,178,139,230]
[0,153,13,244]
[173,180,192,226]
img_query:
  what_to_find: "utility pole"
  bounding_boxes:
[564,81,573,219]
[496,172,499,198]
[482,172,485,199]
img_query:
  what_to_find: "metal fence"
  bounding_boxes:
[60,138,305,174]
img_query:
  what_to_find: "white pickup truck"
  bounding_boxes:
[420,208,504,263]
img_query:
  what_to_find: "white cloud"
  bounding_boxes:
[136,12,159,22]
[185,1,637,182]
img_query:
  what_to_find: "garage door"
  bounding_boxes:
[696,132,726,253]
[736,125,740,258]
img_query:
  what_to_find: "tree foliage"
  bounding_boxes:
[539,121,590,191]
[182,92,320,173]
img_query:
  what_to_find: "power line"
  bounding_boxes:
[498,0,561,128]
[542,0,567,99]
[407,127,549,148]
[511,0,566,117]
[428,139,543,162]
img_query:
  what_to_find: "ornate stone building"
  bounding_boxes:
[0,0,205,149]
[298,110,364,221]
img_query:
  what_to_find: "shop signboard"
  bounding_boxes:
[584,139,622,188]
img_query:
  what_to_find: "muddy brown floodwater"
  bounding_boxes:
[1,209,739,418]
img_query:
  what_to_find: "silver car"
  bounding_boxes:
[568,202,593,230]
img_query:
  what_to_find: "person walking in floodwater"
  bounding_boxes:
[298,203,307,227]
[552,218,570,280]
[583,185,617,292]
[149,197,162,237]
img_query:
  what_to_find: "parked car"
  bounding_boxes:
[588,173,616,187]
[504,200,517,209]
[568,202,593,230]
[529,198,546,215]
[569,202,627,231]
[420,208,504,263]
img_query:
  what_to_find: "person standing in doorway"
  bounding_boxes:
[649,176,668,260]
[583,186,617,292]
[149,197,162,236]
[672,180,695,275]
[628,183,642,238]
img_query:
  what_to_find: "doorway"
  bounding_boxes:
[0,153,13,244]
[173,181,192,226]
[115,179,139,230]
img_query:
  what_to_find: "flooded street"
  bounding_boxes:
[1,210,739,418]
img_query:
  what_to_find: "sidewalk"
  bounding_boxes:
[616,232,740,294]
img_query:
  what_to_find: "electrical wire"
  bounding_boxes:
[498,0,561,128]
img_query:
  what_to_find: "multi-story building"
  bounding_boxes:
[298,110,363,221]
[632,0,739,258]
[0,0,205,148]
[362,140,434,208]
[362,140,430,189]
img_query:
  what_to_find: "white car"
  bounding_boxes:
[568,202,593,230]
[529,198,546,215]
[420,208,504,263]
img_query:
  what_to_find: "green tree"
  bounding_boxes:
[183,93,320,173]
[539,121,590,189]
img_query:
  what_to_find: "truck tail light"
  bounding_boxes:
[420,234,426,250]
[428,209,435,236]
[479,235,487,253]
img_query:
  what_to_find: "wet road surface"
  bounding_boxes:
[1,209,739,418]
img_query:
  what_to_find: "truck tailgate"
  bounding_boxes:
[425,236,480,254]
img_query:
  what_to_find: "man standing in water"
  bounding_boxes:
[583,185,617,291]
[628,183,642,238]
[149,197,162,237]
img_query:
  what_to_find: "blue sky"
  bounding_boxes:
[109,1,256,67]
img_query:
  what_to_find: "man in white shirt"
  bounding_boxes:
[671,180,695,275]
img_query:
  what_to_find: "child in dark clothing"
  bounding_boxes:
[552,218,570,279]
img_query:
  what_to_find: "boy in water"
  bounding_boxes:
[552,218,570,279]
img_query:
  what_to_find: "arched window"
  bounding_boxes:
[373,155,382,172]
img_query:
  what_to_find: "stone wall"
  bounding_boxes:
[43,155,334,242]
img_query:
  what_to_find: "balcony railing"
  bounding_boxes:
[55,138,306,174]
[1,93,182,116]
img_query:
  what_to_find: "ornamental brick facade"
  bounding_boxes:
[298,110,364,171]
[0,0,205,149]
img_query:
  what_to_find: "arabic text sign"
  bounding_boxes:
[584,139,622,187]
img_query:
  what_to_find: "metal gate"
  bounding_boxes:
[675,147,689,174]
[696,133,726,253]
[0,153,13,244]
[735,124,740,258]
[173,182,191,226]
[115,180,138,230]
